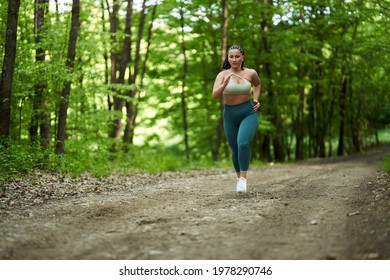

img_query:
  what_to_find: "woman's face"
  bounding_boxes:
[228,49,244,69]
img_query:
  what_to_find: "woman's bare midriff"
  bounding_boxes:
[223,94,251,105]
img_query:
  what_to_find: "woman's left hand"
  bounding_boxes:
[253,100,260,111]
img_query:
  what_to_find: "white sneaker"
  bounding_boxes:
[236,177,247,193]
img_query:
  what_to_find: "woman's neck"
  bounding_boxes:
[230,67,243,74]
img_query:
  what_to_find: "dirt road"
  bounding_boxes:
[1,145,389,260]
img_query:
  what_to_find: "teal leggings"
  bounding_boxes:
[223,100,259,172]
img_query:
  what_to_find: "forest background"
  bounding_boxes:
[1,0,390,185]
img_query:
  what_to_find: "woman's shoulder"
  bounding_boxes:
[243,67,257,74]
[243,68,260,84]
[217,69,231,77]
[244,68,260,78]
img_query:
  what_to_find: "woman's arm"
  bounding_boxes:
[251,70,261,102]
[212,71,231,99]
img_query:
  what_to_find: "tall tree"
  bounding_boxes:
[108,0,133,141]
[128,2,158,144]
[30,0,50,147]
[347,19,361,153]
[178,3,190,159]
[101,0,112,111]
[295,59,308,160]
[212,0,228,161]
[107,0,122,138]
[123,0,147,144]
[55,0,80,154]
[337,65,347,156]
[261,0,284,161]
[0,0,21,139]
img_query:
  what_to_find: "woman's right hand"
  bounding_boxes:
[213,72,232,99]
[222,73,233,87]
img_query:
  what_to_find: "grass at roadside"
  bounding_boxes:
[383,153,390,174]
[2,138,389,190]
[0,139,232,188]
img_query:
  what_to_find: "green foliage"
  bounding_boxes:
[59,139,192,176]
[0,139,220,185]
[1,0,390,179]
[0,140,56,186]
[0,2,7,59]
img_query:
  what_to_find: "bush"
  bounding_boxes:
[0,141,49,186]
[0,139,216,185]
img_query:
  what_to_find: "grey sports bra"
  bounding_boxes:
[223,70,252,95]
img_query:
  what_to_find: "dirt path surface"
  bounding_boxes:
[1,145,390,260]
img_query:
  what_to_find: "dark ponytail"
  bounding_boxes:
[222,45,245,70]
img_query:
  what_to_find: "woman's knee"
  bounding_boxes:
[238,142,250,151]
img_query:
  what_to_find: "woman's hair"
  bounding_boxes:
[222,45,245,70]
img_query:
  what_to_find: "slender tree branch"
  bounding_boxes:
[376,0,390,10]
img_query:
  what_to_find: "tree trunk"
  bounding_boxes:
[326,17,349,158]
[350,76,362,153]
[108,0,131,140]
[123,92,136,144]
[314,61,326,157]
[262,0,284,162]
[179,5,190,159]
[295,64,306,160]
[109,0,135,141]
[0,0,21,138]
[123,0,146,144]
[327,58,339,158]
[348,20,361,153]
[123,3,157,145]
[327,94,335,157]
[337,69,347,156]
[307,87,315,158]
[55,0,80,154]
[101,0,112,111]
[30,0,50,148]
[212,0,228,161]
[261,135,272,162]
